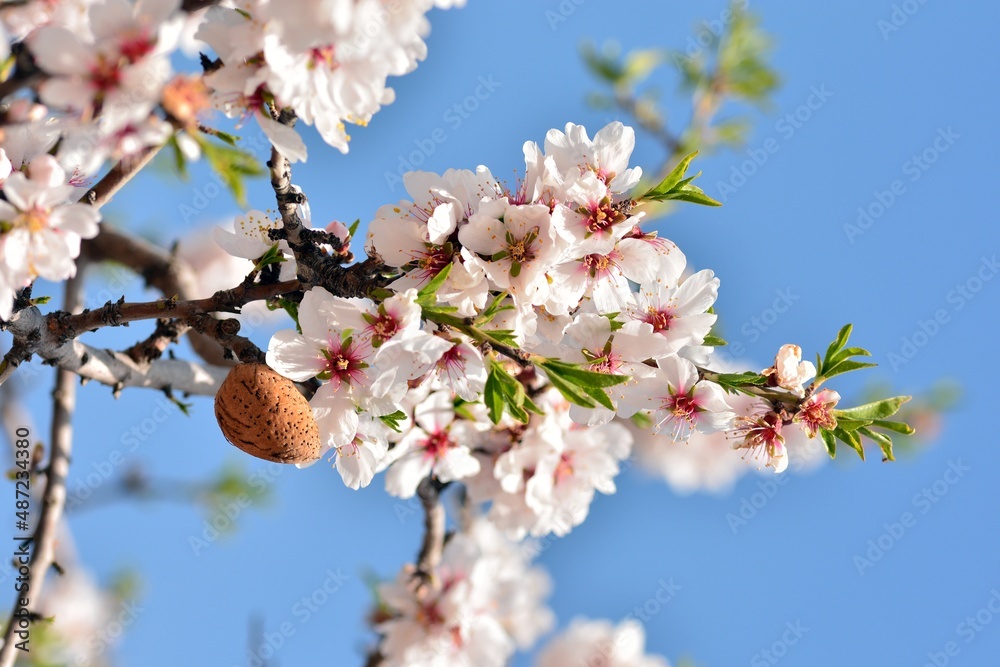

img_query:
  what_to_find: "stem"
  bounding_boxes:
[82,144,164,210]
[422,310,531,367]
[0,267,84,667]
[698,368,802,409]
[414,477,446,590]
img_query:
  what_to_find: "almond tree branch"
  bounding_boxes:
[2,305,228,395]
[81,223,237,367]
[414,477,446,589]
[0,266,84,667]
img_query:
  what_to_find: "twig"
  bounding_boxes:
[51,279,300,337]
[0,265,84,667]
[414,477,446,590]
[3,305,227,395]
[82,144,164,210]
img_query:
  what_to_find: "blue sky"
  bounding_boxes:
[4,0,999,665]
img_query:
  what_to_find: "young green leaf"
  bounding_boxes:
[638,151,722,206]
[416,262,454,306]
[834,396,911,422]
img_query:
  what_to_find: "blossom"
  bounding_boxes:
[377,516,551,667]
[795,388,841,436]
[29,0,180,128]
[198,0,461,155]
[459,200,559,307]
[0,156,101,320]
[266,287,406,449]
[537,121,643,197]
[384,391,485,498]
[329,413,390,489]
[731,410,788,473]
[536,618,669,667]
[764,343,816,397]
[620,355,735,441]
[626,268,720,357]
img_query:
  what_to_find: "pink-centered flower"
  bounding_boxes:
[620,355,735,441]
[384,391,483,498]
[731,411,788,473]
[795,388,841,436]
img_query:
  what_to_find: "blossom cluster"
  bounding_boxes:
[0,0,457,320]
[197,0,463,158]
[375,516,670,667]
[260,121,824,540]
[376,518,553,667]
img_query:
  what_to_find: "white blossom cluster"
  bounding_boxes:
[197,0,463,158]
[0,0,458,319]
[376,518,554,667]
[263,122,786,528]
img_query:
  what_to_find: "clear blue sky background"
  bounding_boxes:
[3,1,999,665]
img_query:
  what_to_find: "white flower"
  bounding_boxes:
[541,121,643,197]
[0,156,101,320]
[765,343,816,397]
[547,236,658,315]
[536,618,669,667]
[266,287,406,449]
[331,413,390,489]
[621,355,735,440]
[29,0,180,128]
[384,391,485,498]
[626,268,720,357]
[459,200,559,307]
[377,515,551,667]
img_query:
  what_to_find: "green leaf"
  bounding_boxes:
[821,359,877,379]
[542,367,597,409]
[348,218,361,238]
[702,334,727,347]
[833,425,864,461]
[541,360,629,389]
[714,372,767,387]
[378,410,408,433]
[823,323,853,369]
[483,368,506,424]
[645,152,698,197]
[834,396,911,422]
[871,419,916,436]
[254,243,286,271]
[638,151,722,207]
[168,135,189,179]
[416,262,453,306]
[859,427,895,462]
[214,129,240,146]
[820,429,836,457]
[199,139,266,207]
